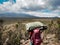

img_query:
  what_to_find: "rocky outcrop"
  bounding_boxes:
[41,34,60,45]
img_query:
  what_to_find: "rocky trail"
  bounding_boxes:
[20,39,30,45]
[20,34,60,45]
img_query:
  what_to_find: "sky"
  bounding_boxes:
[0,0,60,17]
[0,0,16,4]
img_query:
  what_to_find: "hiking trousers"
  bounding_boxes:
[30,40,34,45]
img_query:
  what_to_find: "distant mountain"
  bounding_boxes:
[0,13,39,18]
[0,13,59,19]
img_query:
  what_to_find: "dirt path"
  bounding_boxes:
[20,40,30,45]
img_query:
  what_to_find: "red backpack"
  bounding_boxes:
[31,28,42,45]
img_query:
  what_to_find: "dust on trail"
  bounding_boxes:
[3,38,9,45]
[20,39,30,45]
[20,40,44,45]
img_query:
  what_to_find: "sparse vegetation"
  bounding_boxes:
[0,20,4,45]
[56,19,60,41]
[0,18,60,45]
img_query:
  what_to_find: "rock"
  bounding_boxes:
[46,34,55,39]
[42,34,57,45]
[20,39,25,44]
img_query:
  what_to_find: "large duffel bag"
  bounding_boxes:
[25,22,47,32]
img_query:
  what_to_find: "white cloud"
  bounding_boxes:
[23,11,59,17]
[0,0,46,13]
[0,0,59,11]
[0,2,11,13]
[0,0,60,17]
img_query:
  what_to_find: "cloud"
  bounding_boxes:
[0,0,60,17]
[0,1,12,13]
[23,11,59,17]
[52,6,60,13]
[43,0,60,10]
[0,0,46,13]
[0,0,60,12]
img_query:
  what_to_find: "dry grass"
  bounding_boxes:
[0,18,60,45]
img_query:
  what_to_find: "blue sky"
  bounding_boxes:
[0,0,7,4]
[0,0,60,17]
[0,0,16,4]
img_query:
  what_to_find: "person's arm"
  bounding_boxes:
[41,32,44,42]
[29,32,32,39]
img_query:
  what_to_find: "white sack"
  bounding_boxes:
[25,22,46,30]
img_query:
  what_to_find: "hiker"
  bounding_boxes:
[28,27,43,45]
[26,22,47,45]
[29,31,34,45]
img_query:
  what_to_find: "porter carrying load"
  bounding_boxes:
[25,22,47,32]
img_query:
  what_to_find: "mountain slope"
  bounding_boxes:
[0,13,39,18]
